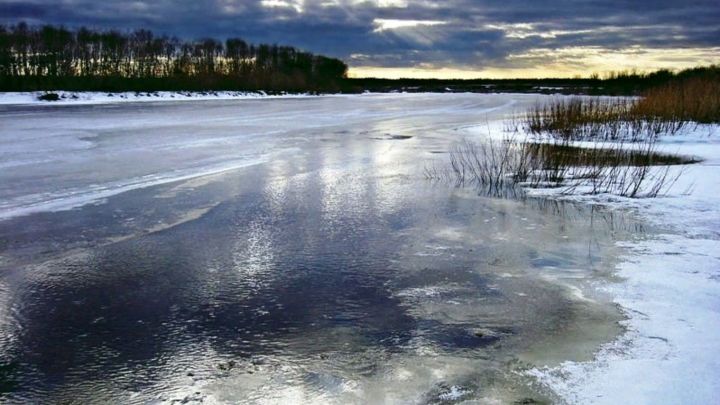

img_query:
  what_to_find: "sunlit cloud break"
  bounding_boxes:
[372,19,447,33]
[260,0,305,13]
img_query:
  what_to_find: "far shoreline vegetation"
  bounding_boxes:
[1,23,719,97]
[0,23,349,93]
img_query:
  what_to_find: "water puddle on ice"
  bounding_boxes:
[0,164,646,404]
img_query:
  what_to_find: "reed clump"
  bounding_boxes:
[634,74,720,124]
[524,72,720,141]
[523,97,685,141]
[425,136,693,198]
[429,72,715,198]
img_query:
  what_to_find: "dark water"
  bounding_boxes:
[0,95,645,403]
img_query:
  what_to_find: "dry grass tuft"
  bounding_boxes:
[524,73,720,142]
[634,75,720,124]
[425,136,693,198]
[428,72,716,198]
[523,97,685,141]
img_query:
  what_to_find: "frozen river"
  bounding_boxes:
[0,93,522,219]
[0,94,642,403]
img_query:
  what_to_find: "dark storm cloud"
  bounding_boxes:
[1,0,718,71]
[0,2,47,18]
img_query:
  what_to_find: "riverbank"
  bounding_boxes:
[522,127,720,403]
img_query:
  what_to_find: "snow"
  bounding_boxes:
[438,385,472,401]
[526,127,720,404]
[0,90,323,105]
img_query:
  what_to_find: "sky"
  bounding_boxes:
[1,0,719,79]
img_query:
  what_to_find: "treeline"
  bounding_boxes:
[0,23,348,92]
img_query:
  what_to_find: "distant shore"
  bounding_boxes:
[0,77,694,98]
[3,65,718,98]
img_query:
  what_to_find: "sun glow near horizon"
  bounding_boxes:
[348,46,720,79]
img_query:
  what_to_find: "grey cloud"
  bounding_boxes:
[0,2,47,18]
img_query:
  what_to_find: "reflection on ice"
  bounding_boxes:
[0,94,645,403]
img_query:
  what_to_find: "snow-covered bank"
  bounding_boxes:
[526,128,720,404]
[0,90,326,105]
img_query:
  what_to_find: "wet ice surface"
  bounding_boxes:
[0,94,643,403]
[0,94,518,219]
